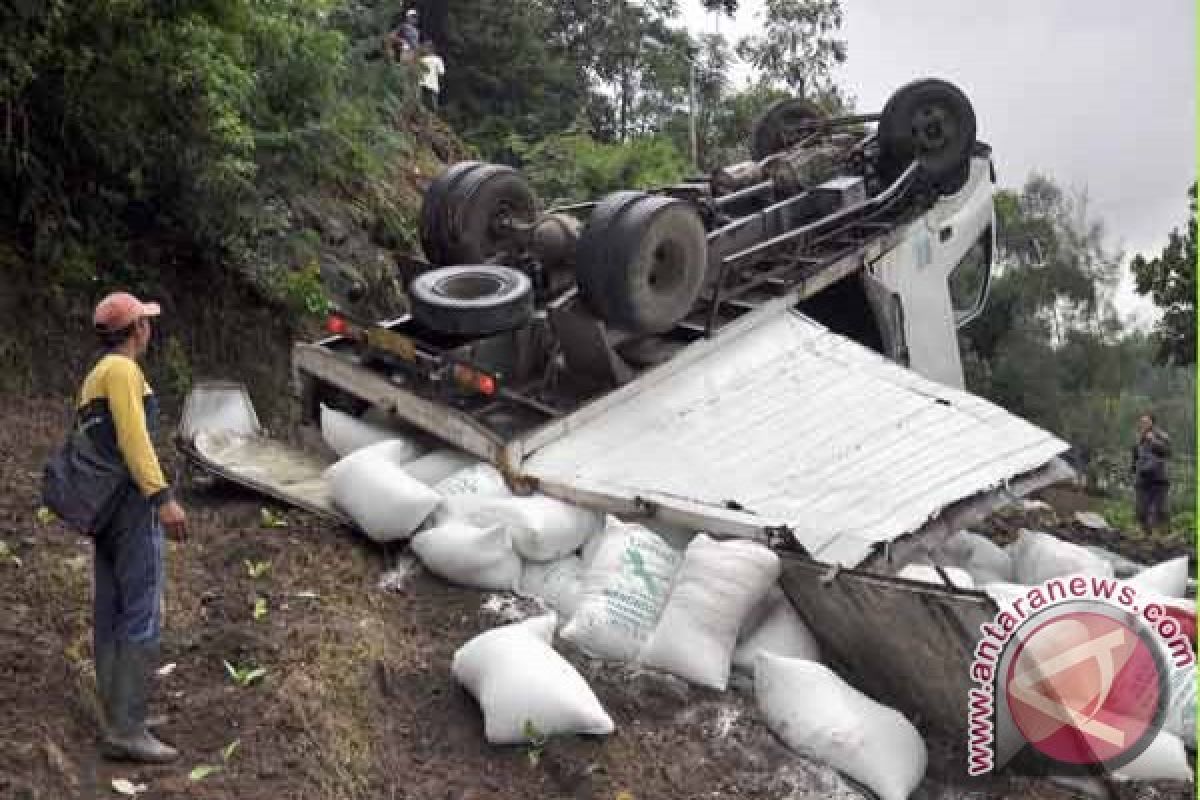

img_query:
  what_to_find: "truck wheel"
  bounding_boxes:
[419,163,538,265]
[419,161,482,264]
[750,98,825,161]
[878,79,976,194]
[576,192,708,334]
[409,265,534,336]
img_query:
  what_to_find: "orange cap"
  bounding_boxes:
[93,291,161,332]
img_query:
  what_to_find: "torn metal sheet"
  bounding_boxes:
[524,310,1070,568]
[778,553,999,740]
[178,383,347,523]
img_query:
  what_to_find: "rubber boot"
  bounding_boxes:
[101,641,178,763]
[95,643,117,732]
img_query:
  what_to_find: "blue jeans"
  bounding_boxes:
[94,485,163,651]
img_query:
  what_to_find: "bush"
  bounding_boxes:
[0,0,420,296]
[508,132,690,205]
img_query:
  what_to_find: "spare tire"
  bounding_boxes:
[878,78,976,194]
[750,98,825,161]
[419,163,537,265]
[409,265,534,336]
[576,192,708,334]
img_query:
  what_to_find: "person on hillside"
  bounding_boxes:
[401,9,420,51]
[384,10,420,62]
[82,291,188,763]
[1130,412,1171,536]
[419,40,445,112]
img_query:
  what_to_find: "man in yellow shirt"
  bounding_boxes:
[82,291,187,762]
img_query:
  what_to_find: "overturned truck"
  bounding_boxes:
[181,79,1079,742]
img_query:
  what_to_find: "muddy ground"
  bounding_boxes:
[0,395,1193,799]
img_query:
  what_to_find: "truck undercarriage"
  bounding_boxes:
[299,78,992,445]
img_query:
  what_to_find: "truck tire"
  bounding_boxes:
[419,163,537,265]
[419,161,482,264]
[576,192,708,334]
[750,98,825,161]
[409,265,534,336]
[878,78,976,194]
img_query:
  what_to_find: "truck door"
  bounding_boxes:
[864,158,996,389]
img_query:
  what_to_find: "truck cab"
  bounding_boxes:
[831,149,996,389]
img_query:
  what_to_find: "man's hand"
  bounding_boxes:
[160,499,188,539]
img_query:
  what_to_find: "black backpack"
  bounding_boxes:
[41,405,131,537]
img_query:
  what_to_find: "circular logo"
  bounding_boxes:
[1003,607,1168,768]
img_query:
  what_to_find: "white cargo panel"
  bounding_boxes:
[524,310,1069,567]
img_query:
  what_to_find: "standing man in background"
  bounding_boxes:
[401,9,420,52]
[419,40,445,113]
[1131,412,1171,537]
[83,292,188,762]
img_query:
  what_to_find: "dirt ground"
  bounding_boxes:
[0,395,1194,800]
[981,485,1195,569]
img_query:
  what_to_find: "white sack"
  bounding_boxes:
[1009,529,1114,585]
[519,556,584,619]
[1112,731,1194,782]
[448,496,603,562]
[452,613,614,744]
[1164,663,1197,749]
[320,404,427,459]
[410,522,522,591]
[733,587,820,671]
[980,582,1031,612]
[324,437,430,484]
[560,519,681,662]
[897,563,976,589]
[1126,556,1190,598]
[579,519,610,567]
[403,449,478,486]
[329,448,440,541]
[641,535,781,690]
[942,530,1014,585]
[434,463,512,499]
[755,653,927,800]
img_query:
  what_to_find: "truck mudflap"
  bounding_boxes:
[778,553,998,742]
[177,382,348,524]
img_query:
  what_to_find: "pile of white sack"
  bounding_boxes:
[318,407,926,795]
[910,526,1197,776]
[320,409,1193,791]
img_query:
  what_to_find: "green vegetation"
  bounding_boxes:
[961,174,1196,536]
[1132,183,1196,367]
[1,0,424,305]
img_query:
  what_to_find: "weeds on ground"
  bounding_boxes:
[245,559,272,578]
[224,660,267,687]
[189,738,241,782]
[522,719,547,767]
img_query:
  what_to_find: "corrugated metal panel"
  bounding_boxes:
[524,311,1068,567]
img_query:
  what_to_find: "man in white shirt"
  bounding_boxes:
[419,41,445,112]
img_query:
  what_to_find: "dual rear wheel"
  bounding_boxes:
[417,164,708,336]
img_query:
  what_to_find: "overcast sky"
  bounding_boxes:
[681,0,1196,325]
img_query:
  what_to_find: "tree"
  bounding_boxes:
[1131,183,1197,366]
[735,0,847,101]
[973,175,1121,353]
[960,173,1122,430]
[439,0,586,159]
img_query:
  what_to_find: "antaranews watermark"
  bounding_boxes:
[967,575,1195,776]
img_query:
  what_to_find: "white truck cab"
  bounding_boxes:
[863,152,995,388]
